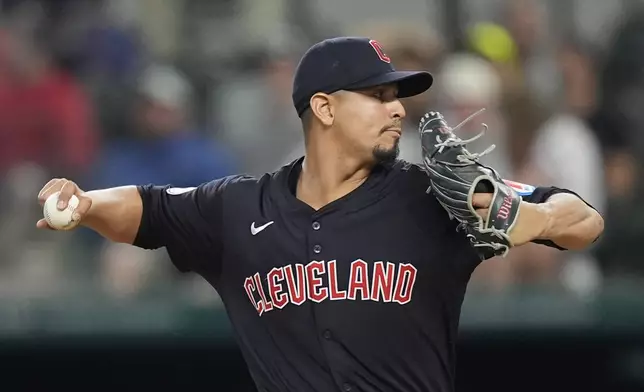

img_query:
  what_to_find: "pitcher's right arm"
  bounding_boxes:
[37,177,237,274]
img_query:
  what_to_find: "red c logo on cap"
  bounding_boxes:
[369,40,391,63]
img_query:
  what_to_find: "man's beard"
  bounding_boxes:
[372,140,400,165]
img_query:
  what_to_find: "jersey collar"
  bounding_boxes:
[273,156,397,217]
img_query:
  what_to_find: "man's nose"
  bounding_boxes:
[389,99,406,120]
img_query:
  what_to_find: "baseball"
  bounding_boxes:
[43,191,80,230]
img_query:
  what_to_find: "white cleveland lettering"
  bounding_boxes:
[347,259,369,300]
[254,272,272,315]
[371,261,396,302]
[284,264,306,305]
[242,260,418,316]
[306,261,328,303]
[244,276,263,314]
[267,267,288,309]
[393,264,417,305]
[328,260,347,300]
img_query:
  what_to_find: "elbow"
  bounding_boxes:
[112,230,137,245]
[82,215,140,245]
[563,208,605,251]
[587,208,605,245]
[112,220,141,245]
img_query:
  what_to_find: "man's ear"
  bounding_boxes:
[310,93,334,126]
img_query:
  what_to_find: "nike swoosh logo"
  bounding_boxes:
[166,187,197,195]
[251,221,274,235]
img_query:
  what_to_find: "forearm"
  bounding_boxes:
[81,186,143,244]
[536,193,604,250]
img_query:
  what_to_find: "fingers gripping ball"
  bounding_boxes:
[43,191,80,230]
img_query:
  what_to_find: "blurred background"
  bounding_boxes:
[0,0,643,390]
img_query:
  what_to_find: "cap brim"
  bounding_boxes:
[345,70,433,98]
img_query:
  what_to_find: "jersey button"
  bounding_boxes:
[342,383,352,391]
[312,221,321,230]
[323,330,332,340]
[313,244,322,254]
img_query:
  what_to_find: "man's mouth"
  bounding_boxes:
[383,128,402,136]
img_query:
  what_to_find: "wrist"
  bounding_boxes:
[533,202,553,240]
[80,205,95,227]
[518,201,551,241]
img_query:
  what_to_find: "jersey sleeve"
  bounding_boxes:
[519,183,598,250]
[133,176,238,274]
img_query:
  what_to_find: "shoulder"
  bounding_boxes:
[391,159,483,264]
[155,174,258,201]
[200,163,292,202]
[386,159,459,216]
[204,173,263,196]
[388,159,431,190]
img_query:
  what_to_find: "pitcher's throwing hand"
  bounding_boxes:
[37,179,92,230]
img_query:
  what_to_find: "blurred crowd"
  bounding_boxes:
[0,0,643,308]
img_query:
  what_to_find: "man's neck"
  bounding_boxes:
[296,141,372,211]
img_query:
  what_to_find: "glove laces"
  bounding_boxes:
[467,234,510,257]
[463,228,511,257]
[432,108,496,164]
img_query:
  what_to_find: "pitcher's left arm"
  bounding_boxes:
[472,188,604,250]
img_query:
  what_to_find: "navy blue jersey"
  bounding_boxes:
[134,157,579,392]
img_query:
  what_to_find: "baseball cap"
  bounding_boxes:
[292,36,433,117]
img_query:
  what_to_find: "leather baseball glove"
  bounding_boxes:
[419,109,523,258]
